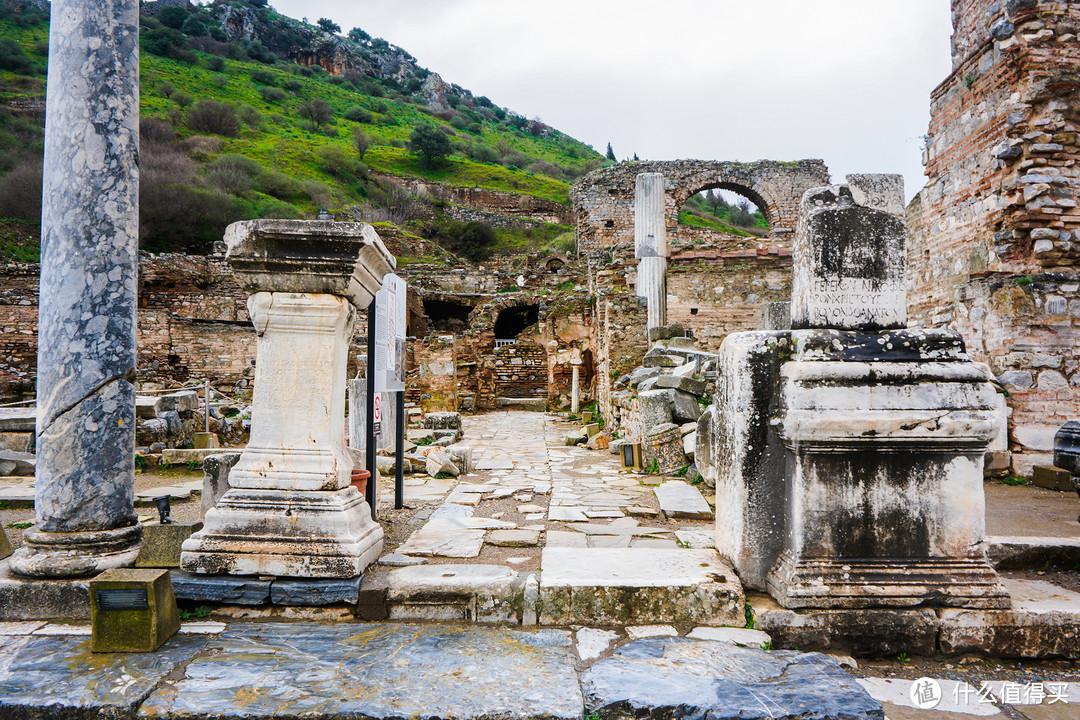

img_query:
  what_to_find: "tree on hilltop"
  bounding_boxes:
[605,142,616,161]
[317,18,341,34]
[348,27,370,43]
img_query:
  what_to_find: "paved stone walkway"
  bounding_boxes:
[388,410,713,559]
[0,619,1075,720]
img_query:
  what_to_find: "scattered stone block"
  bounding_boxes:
[626,624,678,639]
[270,576,362,605]
[655,480,712,520]
[487,529,541,547]
[1031,464,1073,492]
[582,639,882,720]
[0,407,36,432]
[655,375,707,396]
[158,391,198,414]
[161,448,225,466]
[583,423,600,438]
[0,450,34,477]
[986,535,1080,569]
[424,412,462,430]
[565,431,587,446]
[0,431,32,453]
[90,568,180,653]
[576,628,619,661]
[134,521,203,568]
[445,443,473,474]
[378,553,428,567]
[201,452,240,519]
[644,423,686,474]
[642,354,682,369]
[648,323,685,342]
[627,366,662,388]
[169,570,271,605]
[0,526,11,561]
[136,396,161,419]
[425,450,460,478]
[669,390,702,423]
[587,433,611,451]
[686,626,771,646]
[1053,419,1080,476]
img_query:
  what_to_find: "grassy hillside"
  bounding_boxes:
[0,1,601,260]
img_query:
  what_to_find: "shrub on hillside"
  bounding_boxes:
[297,98,333,130]
[0,157,43,222]
[186,100,240,137]
[250,68,276,85]
[467,144,498,164]
[0,38,33,73]
[238,105,263,129]
[256,170,303,201]
[205,154,261,194]
[316,145,361,181]
[256,198,301,219]
[203,55,225,72]
[172,91,193,108]
[258,86,287,104]
[343,105,373,123]
[281,78,303,93]
[353,129,370,160]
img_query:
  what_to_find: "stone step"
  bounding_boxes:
[494,397,546,411]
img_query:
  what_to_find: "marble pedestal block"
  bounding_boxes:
[765,351,1009,609]
[181,220,393,578]
[714,176,1008,610]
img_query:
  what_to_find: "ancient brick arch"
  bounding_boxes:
[570,159,830,253]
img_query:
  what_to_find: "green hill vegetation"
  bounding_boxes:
[680,190,768,238]
[0,0,601,261]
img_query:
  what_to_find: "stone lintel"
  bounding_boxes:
[224,219,396,308]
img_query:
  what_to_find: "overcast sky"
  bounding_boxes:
[272,1,953,202]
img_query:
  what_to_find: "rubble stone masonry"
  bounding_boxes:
[909,0,1080,460]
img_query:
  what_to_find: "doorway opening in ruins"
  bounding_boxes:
[676,185,770,250]
[423,298,474,334]
[494,303,539,346]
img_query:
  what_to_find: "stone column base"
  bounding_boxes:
[766,553,1011,610]
[180,487,383,578]
[9,524,142,578]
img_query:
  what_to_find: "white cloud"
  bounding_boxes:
[272,1,952,200]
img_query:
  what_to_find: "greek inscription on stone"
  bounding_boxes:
[807,278,903,326]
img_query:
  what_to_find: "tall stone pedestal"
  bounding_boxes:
[713,175,1008,610]
[181,220,393,578]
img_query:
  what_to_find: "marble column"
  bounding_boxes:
[181,220,393,578]
[11,0,142,578]
[570,356,582,414]
[634,173,667,331]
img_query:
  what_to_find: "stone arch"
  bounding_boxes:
[570,159,831,254]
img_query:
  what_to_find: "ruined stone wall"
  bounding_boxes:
[908,0,1080,467]
[570,159,829,254]
[373,173,574,226]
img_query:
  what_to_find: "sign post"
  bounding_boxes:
[373,274,407,510]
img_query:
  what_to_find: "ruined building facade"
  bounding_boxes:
[908,0,1080,470]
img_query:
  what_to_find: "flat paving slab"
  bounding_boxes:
[539,548,744,626]
[582,638,883,720]
[139,623,582,720]
[0,633,210,718]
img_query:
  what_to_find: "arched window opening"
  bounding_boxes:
[676,183,770,250]
[494,304,539,346]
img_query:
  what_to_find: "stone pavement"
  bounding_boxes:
[0,619,1076,720]
[370,411,745,626]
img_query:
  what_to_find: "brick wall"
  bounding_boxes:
[908,0,1080,463]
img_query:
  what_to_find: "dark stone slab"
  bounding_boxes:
[648,323,685,341]
[269,576,362,605]
[139,623,582,719]
[169,570,271,605]
[1053,420,1080,477]
[582,638,884,720]
[0,633,208,719]
[791,328,966,363]
[1032,465,1073,492]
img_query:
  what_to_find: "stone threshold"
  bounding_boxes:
[4,560,1078,658]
